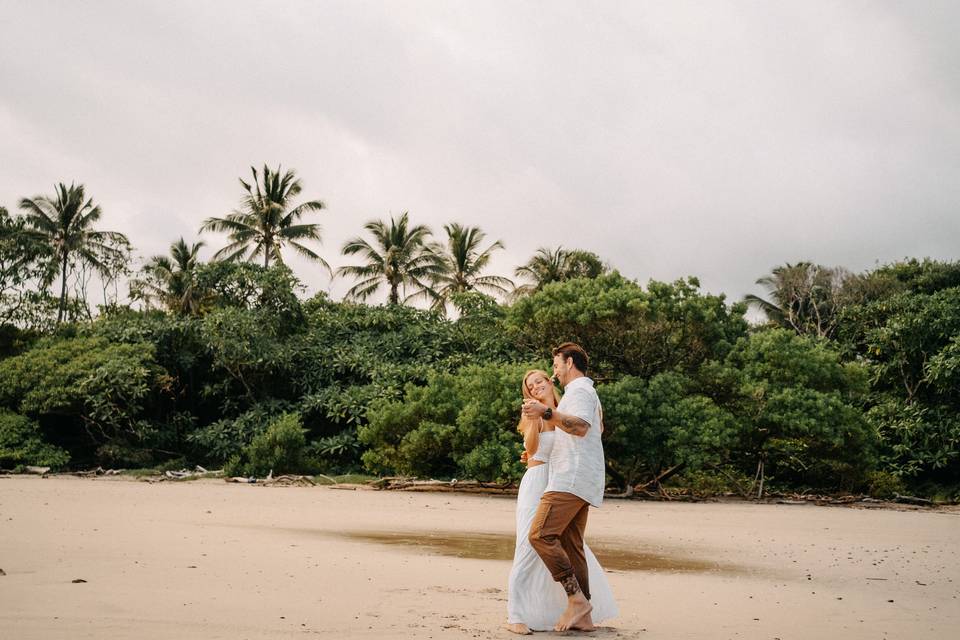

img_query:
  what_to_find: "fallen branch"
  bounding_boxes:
[263,474,316,487]
[374,477,516,494]
[634,463,685,493]
[25,466,51,476]
[162,466,222,481]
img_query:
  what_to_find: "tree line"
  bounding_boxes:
[0,165,957,501]
[1,165,605,329]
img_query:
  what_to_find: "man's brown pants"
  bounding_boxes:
[528,491,590,600]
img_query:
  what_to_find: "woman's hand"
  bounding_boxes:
[521,399,547,419]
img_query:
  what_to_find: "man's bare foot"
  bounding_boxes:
[504,622,532,635]
[554,593,593,632]
[571,609,596,631]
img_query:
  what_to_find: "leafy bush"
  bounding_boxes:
[224,412,316,477]
[865,470,906,499]
[359,362,532,481]
[0,336,164,457]
[308,430,363,474]
[599,372,739,488]
[0,409,70,468]
[703,329,876,491]
[865,397,960,480]
[507,273,748,378]
[188,400,293,464]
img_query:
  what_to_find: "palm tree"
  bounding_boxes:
[18,183,130,325]
[130,238,208,315]
[428,223,513,311]
[745,262,850,338]
[200,165,328,270]
[513,246,606,296]
[337,212,441,305]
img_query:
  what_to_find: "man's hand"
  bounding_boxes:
[521,399,547,419]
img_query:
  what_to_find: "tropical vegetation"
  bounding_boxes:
[0,170,956,502]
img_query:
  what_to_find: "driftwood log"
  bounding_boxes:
[373,477,517,494]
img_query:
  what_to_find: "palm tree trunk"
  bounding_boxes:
[57,253,68,325]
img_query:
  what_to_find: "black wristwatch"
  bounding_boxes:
[542,407,553,420]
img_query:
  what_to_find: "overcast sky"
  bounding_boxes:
[1,1,957,310]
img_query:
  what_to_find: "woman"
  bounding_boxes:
[506,369,618,634]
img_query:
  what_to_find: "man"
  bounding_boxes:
[521,342,605,632]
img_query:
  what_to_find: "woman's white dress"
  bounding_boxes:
[507,431,618,630]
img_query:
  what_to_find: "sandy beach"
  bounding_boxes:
[0,476,957,639]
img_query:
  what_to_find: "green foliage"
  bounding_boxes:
[513,246,607,295]
[0,206,56,328]
[129,238,209,315]
[0,335,162,440]
[0,222,955,498]
[668,468,754,497]
[707,329,875,490]
[834,262,960,485]
[18,182,131,326]
[200,306,285,399]
[865,397,960,479]
[359,362,531,481]
[337,212,441,305]
[187,400,293,465]
[507,272,747,378]
[428,224,512,313]
[599,372,737,487]
[865,470,906,499]
[308,430,362,473]
[200,164,328,269]
[745,262,851,339]
[195,262,305,328]
[0,409,70,468]
[224,412,316,477]
[871,258,960,295]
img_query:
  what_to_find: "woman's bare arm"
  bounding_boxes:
[521,418,540,460]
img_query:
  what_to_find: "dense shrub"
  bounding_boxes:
[0,336,166,461]
[224,412,316,477]
[507,273,748,379]
[0,409,70,468]
[359,362,532,481]
[702,329,876,491]
[599,372,738,488]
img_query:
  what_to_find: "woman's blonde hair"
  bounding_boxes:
[517,369,561,433]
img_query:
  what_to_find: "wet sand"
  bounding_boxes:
[1,476,957,639]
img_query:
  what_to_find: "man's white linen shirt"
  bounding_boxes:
[546,376,605,507]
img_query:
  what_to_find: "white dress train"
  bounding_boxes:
[507,433,618,630]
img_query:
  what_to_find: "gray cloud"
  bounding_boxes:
[1,0,957,308]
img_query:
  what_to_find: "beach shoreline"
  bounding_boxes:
[1,476,957,638]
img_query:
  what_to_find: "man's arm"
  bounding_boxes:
[521,388,595,437]
[542,410,589,437]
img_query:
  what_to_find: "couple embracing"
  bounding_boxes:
[506,342,618,634]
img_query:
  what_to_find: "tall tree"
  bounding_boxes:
[130,238,208,315]
[513,246,606,297]
[0,206,52,325]
[18,183,130,325]
[200,165,328,270]
[745,262,851,338]
[338,212,440,305]
[428,223,512,311]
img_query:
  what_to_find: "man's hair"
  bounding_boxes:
[552,342,589,374]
